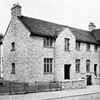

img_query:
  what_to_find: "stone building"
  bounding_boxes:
[3,3,100,85]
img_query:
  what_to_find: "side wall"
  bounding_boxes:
[3,18,54,83]
[55,28,99,83]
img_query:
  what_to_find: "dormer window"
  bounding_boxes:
[76,42,80,50]
[11,42,15,51]
[44,38,54,47]
[86,43,90,51]
[94,44,98,52]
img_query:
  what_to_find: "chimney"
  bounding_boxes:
[88,22,96,31]
[11,2,21,19]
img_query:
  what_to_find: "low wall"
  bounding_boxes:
[95,77,100,85]
[61,79,86,90]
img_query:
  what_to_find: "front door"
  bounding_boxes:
[64,64,71,79]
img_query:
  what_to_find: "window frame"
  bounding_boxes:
[44,58,53,74]
[65,38,70,51]
[86,43,90,51]
[76,59,80,73]
[11,63,15,74]
[44,38,54,47]
[94,44,98,52]
[76,41,80,50]
[11,42,15,51]
[86,60,90,72]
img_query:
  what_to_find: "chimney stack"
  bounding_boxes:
[11,2,21,19]
[88,22,96,31]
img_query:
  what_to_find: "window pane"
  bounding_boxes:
[44,38,46,46]
[50,64,52,72]
[47,59,49,63]
[44,64,46,72]
[44,58,46,63]
[47,64,49,72]
[47,38,49,46]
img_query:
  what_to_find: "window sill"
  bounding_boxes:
[76,71,80,73]
[76,49,81,51]
[11,49,15,51]
[11,73,15,74]
[86,50,91,52]
[64,50,70,52]
[94,50,98,52]
[44,73,54,75]
[44,46,54,48]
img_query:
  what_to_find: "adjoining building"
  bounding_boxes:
[3,3,100,85]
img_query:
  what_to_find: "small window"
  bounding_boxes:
[44,58,53,73]
[76,42,80,50]
[44,38,54,47]
[65,38,70,51]
[86,60,90,72]
[76,59,80,72]
[11,42,15,51]
[11,63,15,74]
[94,44,98,52]
[86,43,90,51]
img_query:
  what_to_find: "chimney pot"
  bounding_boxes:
[11,2,21,19]
[88,22,96,31]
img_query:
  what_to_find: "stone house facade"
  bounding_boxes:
[3,3,100,85]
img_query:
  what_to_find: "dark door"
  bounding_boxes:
[94,64,97,76]
[64,65,71,79]
[87,75,92,85]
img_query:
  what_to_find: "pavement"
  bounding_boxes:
[0,85,100,100]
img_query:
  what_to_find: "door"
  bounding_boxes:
[64,64,71,79]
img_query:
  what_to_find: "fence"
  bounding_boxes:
[0,81,61,94]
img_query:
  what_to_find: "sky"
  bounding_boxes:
[0,0,100,34]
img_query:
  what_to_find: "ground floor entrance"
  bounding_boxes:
[64,64,71,79]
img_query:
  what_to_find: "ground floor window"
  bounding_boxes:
[11,63,15,74]
[76,59,80,72]
[44,58,53,73]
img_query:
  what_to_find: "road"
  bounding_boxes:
[0,93,100,100]
[49,93,100,100]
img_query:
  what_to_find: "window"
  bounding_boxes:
[76,42,80,50]
[11,42,15,51]
[86,60,90,72]
[44,58,53,73]
[11,63,15,74]
[76,59,80,72]
[65,38,70,51]
[94,44,98,52]
[86,43,90,51]
[44,38,54,47]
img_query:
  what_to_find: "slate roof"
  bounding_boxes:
[92,29,100,42]
[18,15,99,44]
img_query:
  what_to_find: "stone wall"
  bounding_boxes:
[61,79,86,90]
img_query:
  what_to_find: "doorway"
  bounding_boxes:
[64,64,71,79]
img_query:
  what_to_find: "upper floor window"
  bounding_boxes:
[76,59,80,72]
[86,60,90,72]
[11,63,15,74]
[94,44,98,52]
[11,42,15,51]
[44,38,54,47]
[44,58,53,73]
[65,38,70,51]
[86,43,90,51]
[76,42,80,50]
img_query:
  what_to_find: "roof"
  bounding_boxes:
[92,29,100,42]
[18,15,99,44]
[68,27,99,44]
[18,16,65,38]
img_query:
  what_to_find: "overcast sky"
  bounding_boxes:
[0,0,100,34]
